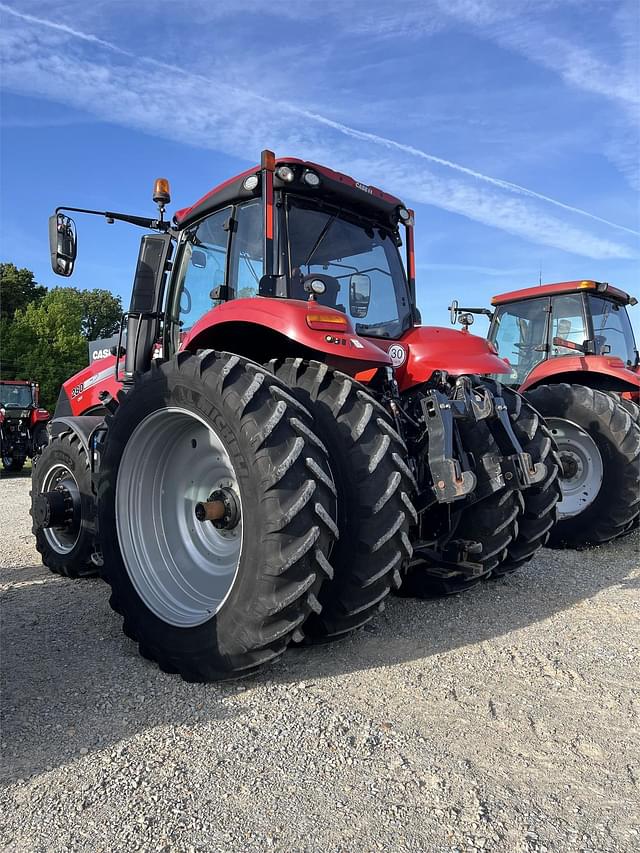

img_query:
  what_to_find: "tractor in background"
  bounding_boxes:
[450,280,640,547]
[0,380,50,472]
[31,150,560,681]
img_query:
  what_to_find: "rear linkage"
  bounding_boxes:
[423,375,545,503]
[375,370,546,578]
[381,369,544,509]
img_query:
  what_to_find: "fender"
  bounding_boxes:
[375,326,510,393]
[519,355,640,394]
[49,415,106,458]
[182,297,392,370]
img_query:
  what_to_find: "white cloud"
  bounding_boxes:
[0,1,637,260]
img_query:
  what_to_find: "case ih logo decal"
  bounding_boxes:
[355,182,373,195]
[388,344,406,367]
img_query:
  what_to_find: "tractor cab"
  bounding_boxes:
[486,281,638,387]
[0,380,36,413]
[169,172,414,343]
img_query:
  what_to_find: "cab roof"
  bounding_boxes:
[173,157,406,229]
[492,280,635,307]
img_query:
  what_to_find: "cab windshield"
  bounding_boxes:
[489,299,549,386]
[0,383,33,408]
[589,295,638,367]
[286,197,412,339]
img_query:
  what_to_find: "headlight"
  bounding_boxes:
[303,170,320,187]
[243,174,259,191]
[275,165,295,182]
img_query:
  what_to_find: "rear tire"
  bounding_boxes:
[97,351,337,681]
[525,384,640,548]
[270,359,413,640]
[31,432,99,578]
[484,382,562,574]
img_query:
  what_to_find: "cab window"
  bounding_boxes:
[175,206,231,329]
[228,200,263,299]
[589,295,637,365]
[286,197,411,339]
[491,298,549,385]
[550,293,588,356]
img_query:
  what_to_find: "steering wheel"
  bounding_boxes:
[180,287,192,315]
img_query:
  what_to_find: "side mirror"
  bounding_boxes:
[49,213,77,277]
[349,273,371,319]
[449,300,459,325]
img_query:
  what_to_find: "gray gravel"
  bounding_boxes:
[1,471,639,853]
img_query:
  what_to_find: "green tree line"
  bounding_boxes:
[0,263,122,411]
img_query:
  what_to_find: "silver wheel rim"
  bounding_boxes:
[115,407,243,628]
[42,463,81,554]
[547,417,604,519]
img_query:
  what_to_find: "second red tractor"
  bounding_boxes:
[451,279,640,547]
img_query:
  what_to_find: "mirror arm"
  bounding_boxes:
[458,306,494,319]
[55,206,171,232]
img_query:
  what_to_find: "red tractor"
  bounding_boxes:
[32,151,560,681]
[0,380,50,472]
[450,280,640,547]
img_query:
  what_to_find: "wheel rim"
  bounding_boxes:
[547,417,604,519]
[42,463,81,553]
[115,407,243,628]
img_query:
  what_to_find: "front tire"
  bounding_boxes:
[31,432,99,578]
[401,385,521,598]
[525,384,640,548]
[97,351,337,681]
[484,381,562,574]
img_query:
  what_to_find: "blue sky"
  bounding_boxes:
[1,0,638,337]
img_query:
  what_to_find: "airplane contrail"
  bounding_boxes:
[1,2,638,238]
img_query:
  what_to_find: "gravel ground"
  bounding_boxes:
[1,472,639,853]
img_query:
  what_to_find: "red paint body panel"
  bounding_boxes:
[492,280,633,305]
[62,356,123,416]
[174,158,403,225]
[30,408,51,426]
[518,355,640,393]
[174,166,258,224]
[376,326,510,392]
[181,298,392,367]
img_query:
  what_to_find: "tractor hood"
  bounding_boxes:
[376,326,510,392]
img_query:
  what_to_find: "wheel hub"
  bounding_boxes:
[547,417,604,519]
[559,450,582,481]
[195,487,240,530]
[39,464,82,554]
